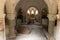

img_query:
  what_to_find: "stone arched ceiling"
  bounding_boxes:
[5,0,57,20]
[15,0,48,13]
[6,0,57,14]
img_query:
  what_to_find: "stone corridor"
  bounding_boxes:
[7,24,49,40]
[0,0,60,40]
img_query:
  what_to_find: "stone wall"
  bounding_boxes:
[0,0,6,40]
[55,0,60,40]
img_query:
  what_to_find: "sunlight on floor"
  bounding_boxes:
[15,25,47,40]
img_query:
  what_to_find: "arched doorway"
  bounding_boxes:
[5,0,57,40]
[15,0,49,40]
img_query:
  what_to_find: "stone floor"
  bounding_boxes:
[0,32,5,40]
[7,24,49,40]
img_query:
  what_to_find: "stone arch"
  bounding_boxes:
[14,0,58,36]
[15,0,48,13]
[5,0,57,19]
[5,0,58,38]
[15,0,48,24]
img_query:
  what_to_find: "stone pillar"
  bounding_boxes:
[48,21,55,40]
[6,13,16,38]
[8,19,16,38]
[0,14,6,40]
[0,0,6,40]
[5,13,16,38]
[5,0,20,38]
[55,0,60,40]
[48,14,56,40]
[6,0,17,38]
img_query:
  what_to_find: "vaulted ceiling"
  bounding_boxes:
[15,0,48,13]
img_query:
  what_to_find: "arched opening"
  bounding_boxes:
[15,0,49,40]
[5,0,58,40]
